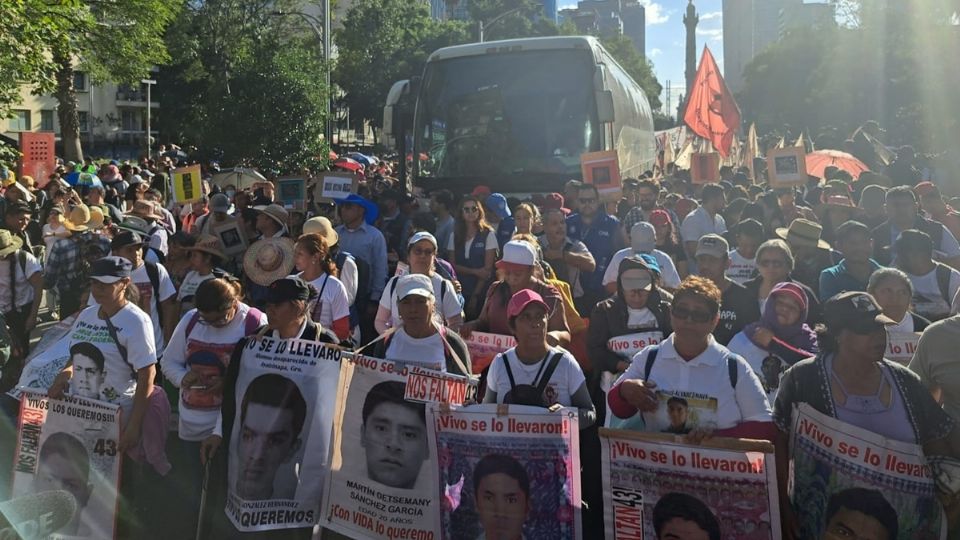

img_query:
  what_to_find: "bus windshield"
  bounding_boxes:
[414,49,599,182]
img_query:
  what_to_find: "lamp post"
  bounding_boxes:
[272,8,332,145]
[478,7,524,43]
[141,78,156,159]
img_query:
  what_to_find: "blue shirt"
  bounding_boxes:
[335,222,388,300]
[566,211,620,292]
[819,258,882,300]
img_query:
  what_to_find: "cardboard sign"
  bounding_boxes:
[767,147,808,187]
[465,332,516,373]
[211,219,248,256]
[690,152,720,184]
[18,132,56,187]
[277,176,306,209]
[314,173,358,203]
[580,150,622,203]
[886,331,921,365]
[172,164,203,203]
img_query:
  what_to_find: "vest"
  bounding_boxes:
[456,232,490,297]
[566,212,619,292]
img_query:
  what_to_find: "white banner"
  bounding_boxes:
[886,331,920,365]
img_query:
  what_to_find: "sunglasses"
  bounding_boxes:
[671,305,714,323]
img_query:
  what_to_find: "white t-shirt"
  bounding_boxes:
[680,207,727,244]
[383,328,447,370]
[906,265,960,320]
[603,247,681,289]
[486,347,585,407]
[726,249,757,285]
[339,254,358,306]
[178,270,214,302]
[380,273,462,328]
[614,334,772,433]
[0,250,41,312]
[91,261,178,355]
[297,272,350,328]
[726,331,788,403]
[446,230,498,259]
[67,303,157,411]
[160,303,267,440]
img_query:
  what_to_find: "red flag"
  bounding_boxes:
[683,46,741,158]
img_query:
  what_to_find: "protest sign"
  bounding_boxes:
[464,332,516,373]
[315,173,358,203]
[225,336,343,532]
[886,331,920,365]
[581,150,622,203]
[690,152,720,184]
[172,164,203,203]
[405,366,476,406]
[601,331,663,429]
[790,403,946,539]
[212,219,248,257]
[8,315,76,402]
[277,176,307,209]
[13,391,122,539]
[599,429,780,539]
[429,403,581,540]
[766,147,808,187]
[322,354,443,539]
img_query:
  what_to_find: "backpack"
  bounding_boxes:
[71,233,109,286]
[139,261,162,315]
[335,249,369,329]
[643,345,739,389]
[935,263,954,305]
[501,352,563,407]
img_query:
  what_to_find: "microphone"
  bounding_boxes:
[0,490,78,540]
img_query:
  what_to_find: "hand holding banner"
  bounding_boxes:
[465,332,516,373]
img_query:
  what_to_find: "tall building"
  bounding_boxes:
[560,0,645,57]
[722,0,835,94]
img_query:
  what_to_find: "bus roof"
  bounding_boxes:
[426,36,601,63]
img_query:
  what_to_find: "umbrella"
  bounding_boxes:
[805,150,870,180]
[333,158,363,172]
[210,167,268,190]
[65,171,103,188]
[347,152,374,166]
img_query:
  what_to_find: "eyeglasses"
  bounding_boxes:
[462,206,479,213]
[199,307,234,327]
[671,305,714,323]
[411,248,435,257]
[578,198,598,205]
[758,259,786,268]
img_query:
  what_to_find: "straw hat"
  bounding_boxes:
[86,206,105,230]
[243,237,295,286]
[0,230,23,258]
[188,234,226,260]
[128,199,164,221]
[301,216,338,247]
[775,219,831,250]
[64,204,91,232]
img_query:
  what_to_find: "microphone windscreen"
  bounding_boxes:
[0,490,78,539]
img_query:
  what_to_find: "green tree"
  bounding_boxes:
[600,34,663,111]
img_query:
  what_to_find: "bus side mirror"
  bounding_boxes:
[596,90,615,123]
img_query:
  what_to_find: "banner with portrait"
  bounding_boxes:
[225,336,343,532]
[790,403,946,539]
[429,403,582,540]
[599,428,780,539]
[602,331,664,430]
[464,332,516,373]
[323,354,463,539]
[13,391,122,539]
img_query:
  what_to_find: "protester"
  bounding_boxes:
[819,220,882,299]
[44,204,110,317]
[743,239,821,325]
[774,218,838,297]
[894,229,960,322]
[566,183,626,313]
[0,229,42,372]
[909,312,960,422]
[650,209,688,278]
[866,267,930,333]
[725,218,763,285]
[178,234,224,314]
[294,233,351,341]
[446,195,498,319]
[604,222,681,292]
[691,234,760,345]
[512,202,540,236]
[482,289,595,428]
[539,207,595,303]
[915,182,960,242]
[873,186,960,269]
[430,189,456,256]
[607,276,774,441]
[680,184,727,261]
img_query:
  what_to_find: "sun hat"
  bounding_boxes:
[86,206,105,230]
[496,240,537,269]
[265,276,311,304]
[187,234,226,260]
[301,216,339,247]
[0,230,23,259]
[117,216,150,235]
[506,289,548,319]
[129,199,164,221]
[253,204,289,229]
[243,237,296,286]
[335,194,379,225]
[630,222,656,253]
[64,204,92,232]
[695,234,729,259]
[775,219,831,250]
[396,274,434,300]
[407,231,437,251]
[90,256,132,283]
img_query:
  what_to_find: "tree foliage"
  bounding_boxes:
[600,34,663,112]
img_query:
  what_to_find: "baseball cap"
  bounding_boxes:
[266,277,311,304]
[407,231,438,251]
[485,193,511,219]
[209,193,230,213]
[90,256,132,283]
[649,209,671,227]
[639,253,661,275]
[497,240,537,268]
[506,289,549,319]
[111,230,145,250]
[396,274,434,300]
[620,268,653,291]
[472,185,492,198]
[630,222,656,253]
[541,193,569,215]
[823,291,896,333]
[696,234,729,259]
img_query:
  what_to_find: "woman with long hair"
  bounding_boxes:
[512,202,541,236]
[445,195,498,318]
[294,233,351,341]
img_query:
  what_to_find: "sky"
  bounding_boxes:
[559,0,725,117]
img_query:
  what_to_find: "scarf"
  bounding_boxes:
[744,282,817,353]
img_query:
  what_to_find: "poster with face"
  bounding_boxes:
[321,355,443,539]
[13,392,122,539]
[429,404,582,540]
[225,336,343,532]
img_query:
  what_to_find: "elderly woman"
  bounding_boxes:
[370,274,471,376]
[460,240,570,347]
[483,289,595,428]
[743,239,821,325]
[727,282,818,401]
[607,276,774,442]
[589,256,671,426]
[773,292,960,539]
[867,267,930,333]
[376,232,462,333]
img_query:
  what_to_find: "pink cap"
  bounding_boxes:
[507,289,549,319]
[649,209,671,227]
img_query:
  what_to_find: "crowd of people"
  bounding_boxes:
[1,134,960,538]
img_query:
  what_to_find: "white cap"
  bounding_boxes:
[407,231,438,250]
[498,240,537,267]
[631,222,656,253]
[396,273,434,300]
